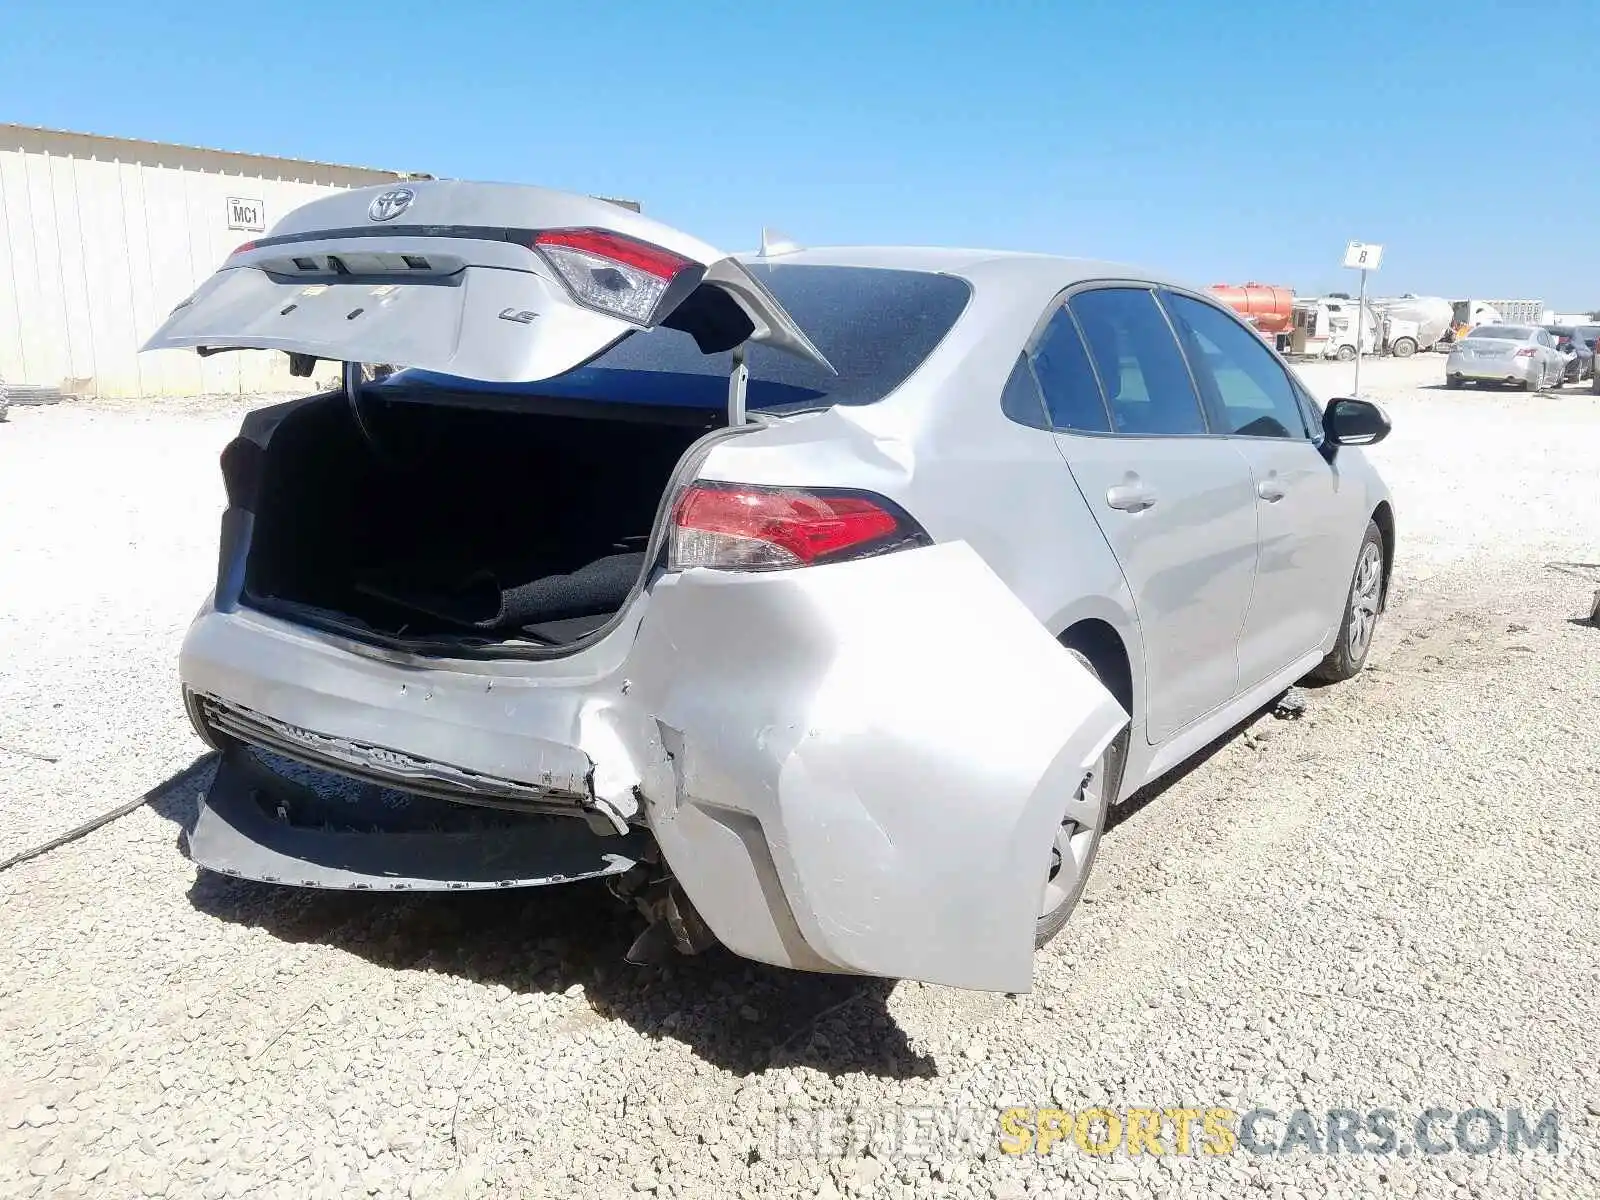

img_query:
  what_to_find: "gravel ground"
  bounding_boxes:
[2,357,1598,1199]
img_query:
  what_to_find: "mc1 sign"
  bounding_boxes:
[1343,241,1384,271]
[227,197,266,233]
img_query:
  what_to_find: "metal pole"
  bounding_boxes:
[1353,268,1367,398]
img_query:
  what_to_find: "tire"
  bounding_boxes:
[1335,344,1357,362]
[1446,373,1463,388]
[1308,521,1385,684]
[1035,648,1129,948]
[1523,369,1541,392]
[1391,337,1416,358]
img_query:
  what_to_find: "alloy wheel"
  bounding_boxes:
[1040,754,1106,918]
[1347,541,1384,660]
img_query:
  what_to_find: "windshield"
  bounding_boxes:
[369,264,973,411]
[1466,326,1531,341]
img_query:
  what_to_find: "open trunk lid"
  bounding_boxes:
[142,181,831,383]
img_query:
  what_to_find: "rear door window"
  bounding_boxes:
[1067,288,1208,436]
[1030,306,1111,433]
[1161,291,1310,439]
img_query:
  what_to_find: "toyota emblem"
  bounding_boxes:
[367,188,415,222]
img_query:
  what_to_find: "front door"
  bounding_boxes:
[1159,290,1356,689]
[1037,287,1259,745]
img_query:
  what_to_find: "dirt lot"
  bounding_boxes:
[2,356,1598,1199]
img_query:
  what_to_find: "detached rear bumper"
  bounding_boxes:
[179,599,658,889]
[188,747,649,890]
[179,543,1126,992]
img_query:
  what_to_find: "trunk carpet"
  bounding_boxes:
[352,552,647,631]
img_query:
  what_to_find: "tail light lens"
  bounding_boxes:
[669,484,929,571]
[229,241,258,258]
[531,228,698,325]
[1515,347,1536,358]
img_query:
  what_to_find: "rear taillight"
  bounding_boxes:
[531,228,698,325]
[229,241,258,258]
[668,484,928,571]
[1515,347,1536,358]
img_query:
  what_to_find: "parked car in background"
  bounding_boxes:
[1445,325,1567,390]
[1572,324,1600,379]
[142,181,1397,993]
[1540,325,1594,383]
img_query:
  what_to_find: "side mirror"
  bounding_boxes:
[1323,397,1391,447]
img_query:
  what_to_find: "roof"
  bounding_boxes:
[0,123,420,180]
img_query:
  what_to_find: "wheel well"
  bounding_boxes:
[1371,501,1396,608]
[1059,619,1133,717]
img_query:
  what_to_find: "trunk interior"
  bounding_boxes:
[241,391,719,646]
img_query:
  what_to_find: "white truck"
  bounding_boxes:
[1372,295,1453,356]
[1291,296,1380,360]
[1446,298,1542,342]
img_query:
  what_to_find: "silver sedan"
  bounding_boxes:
[143,181,1396,992]
[1445,324,1566,390]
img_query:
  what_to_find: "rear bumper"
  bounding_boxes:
[178,543,1126,992]
[1446,355,1538,383]
[178,596,850,972]
[182,603,618,807]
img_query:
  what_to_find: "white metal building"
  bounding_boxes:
[0,124,416,398]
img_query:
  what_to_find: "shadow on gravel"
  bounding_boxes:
[145,688,1309,1079]
[146,752,219,825]
[148,752,932,1081]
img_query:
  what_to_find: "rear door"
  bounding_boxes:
[1039,286,1259,745]
[143,180,830,383]
[1159,290,1355,688]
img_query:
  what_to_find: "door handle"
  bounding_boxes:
[1256,479,1287,502]
[1106,483,1158,512]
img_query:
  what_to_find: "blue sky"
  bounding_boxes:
[3,0,1594,308]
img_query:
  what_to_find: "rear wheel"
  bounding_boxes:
[1036,649,1128,947]
[1335,344,1357,362]
[1524,368,1542,392]
[1391,337,1417,358]
[1308,521,1385,684]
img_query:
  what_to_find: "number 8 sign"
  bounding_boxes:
[1343,241,1385,271]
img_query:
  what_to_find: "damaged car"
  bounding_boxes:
[145,181,1394,993]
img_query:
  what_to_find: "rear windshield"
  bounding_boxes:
[372,264,972,411]
[1466,325,1531,340]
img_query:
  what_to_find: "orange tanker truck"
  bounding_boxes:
[1208,283,1296,353]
